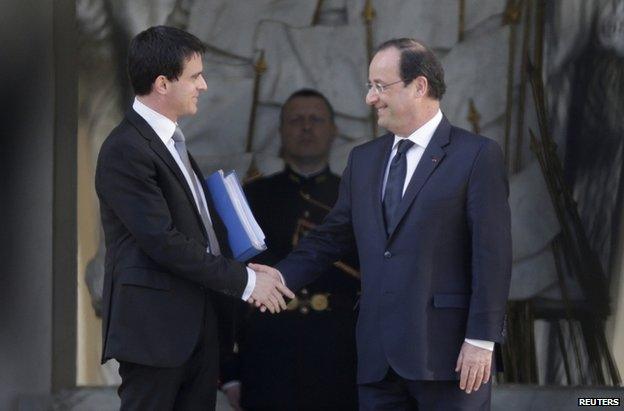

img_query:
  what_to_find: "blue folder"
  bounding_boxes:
[206,170,266,262]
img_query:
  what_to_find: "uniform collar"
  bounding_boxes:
[285,164,331,185]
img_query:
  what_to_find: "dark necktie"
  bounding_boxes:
[383,138,415,236]
[172,127,221,255]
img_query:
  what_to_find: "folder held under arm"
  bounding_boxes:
[206,170,267,262]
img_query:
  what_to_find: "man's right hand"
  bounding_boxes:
[248,267,294,313]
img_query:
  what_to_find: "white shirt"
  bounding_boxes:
[381,109,493,352]
[133,98,256,301]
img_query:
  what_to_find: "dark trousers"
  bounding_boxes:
[358,368,491,411]
[117,301,219,411]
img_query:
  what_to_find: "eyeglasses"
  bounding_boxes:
[366,79,404,94]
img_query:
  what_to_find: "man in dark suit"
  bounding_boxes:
[221,89,359,411]
[251,38,512,410]
[95,26,293,410]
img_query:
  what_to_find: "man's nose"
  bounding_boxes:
[198,75,208,91]
[365,88,378,105]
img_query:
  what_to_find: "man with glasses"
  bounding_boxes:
[221,89,359,411]
[252,39,511,410]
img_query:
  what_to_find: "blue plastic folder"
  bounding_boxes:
[206,170,267,262]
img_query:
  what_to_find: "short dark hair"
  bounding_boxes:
[279,88,335,126]
[128,26,206,96]
[374,38,446,100]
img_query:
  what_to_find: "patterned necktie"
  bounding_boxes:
[383,138,415,236]
[172,127,221,255]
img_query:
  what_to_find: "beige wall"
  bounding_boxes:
[76,38,124,383]
[77,120,105,386]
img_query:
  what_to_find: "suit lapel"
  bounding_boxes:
[386,117,452,240]
[372,134,395,239]
[126,110,205,235]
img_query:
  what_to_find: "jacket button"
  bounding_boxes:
[384,251,392,259]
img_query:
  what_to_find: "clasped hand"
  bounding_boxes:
[247,263,294,313]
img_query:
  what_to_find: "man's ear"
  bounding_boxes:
[153,75,169,95]
[412,76,428,98]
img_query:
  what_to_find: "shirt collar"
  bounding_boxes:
[392,109,443,150]
[132,97,177,145]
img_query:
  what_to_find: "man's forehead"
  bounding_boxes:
[369,49,400,79]
[185,51,203,61]
[182,53,203,70]
[284,97,330,115]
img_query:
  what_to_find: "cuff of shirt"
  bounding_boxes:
[465,338,494,351]
[221,380,241,391]
[241,267,256,301]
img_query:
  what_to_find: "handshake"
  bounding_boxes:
[247,263,295,313]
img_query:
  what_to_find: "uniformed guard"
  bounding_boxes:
[221,89,360,411]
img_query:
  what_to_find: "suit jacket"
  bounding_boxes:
[95,109,247,368]
[277,117,512,384]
